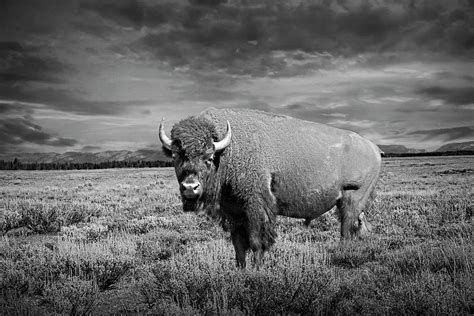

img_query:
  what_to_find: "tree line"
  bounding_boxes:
[1,150,472,170]
[0,159,173,170]
[381,150,474,158]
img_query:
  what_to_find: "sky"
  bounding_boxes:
[0,0,473,153]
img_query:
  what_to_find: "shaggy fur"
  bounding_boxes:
[165,108,382,268]
[170,117,219,159]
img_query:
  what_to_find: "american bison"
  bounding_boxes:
[159,108,382,268]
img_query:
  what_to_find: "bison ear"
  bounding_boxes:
[161,145,173,157]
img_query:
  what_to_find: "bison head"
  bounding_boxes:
[159,117,231,212]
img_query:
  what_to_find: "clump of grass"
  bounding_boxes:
[43,276,98,315]
[328,239,387,268]
[382,239,473,277]
[433,222,472,239]
[61,222,109,242]
[58,233,137,291]
[0,232,137,313]
[383,271,473,315]
[0,241,63,296]
[1,200,102,234]
[126,215,173,234]
[136,228,217,262]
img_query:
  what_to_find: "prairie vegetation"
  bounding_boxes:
[0,156,472,314]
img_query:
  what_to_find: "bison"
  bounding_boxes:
[159,108,382,268]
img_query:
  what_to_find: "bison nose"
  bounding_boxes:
[180,180,202,199]
[182,182,200,191]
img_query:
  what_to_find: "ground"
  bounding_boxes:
[0,156,472,314]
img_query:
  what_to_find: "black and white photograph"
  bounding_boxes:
[1,0,473,314]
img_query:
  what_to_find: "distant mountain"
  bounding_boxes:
[0,149,171,164]
[435,141,474,152]
[377,144,425,154]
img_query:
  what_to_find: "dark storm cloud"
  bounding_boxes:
[0,41,70,84]
[0,117,78,148]
[417,86,474,106]
[0,102,33,115]
[80,0,175,29]
[407,126,474,142]
[80,0,474,76]
[0,85,152,116]
[189,0,227,6]
[80,0,146,29]
[0,42,26,52]
[0,0,73,35]
[434,71,474,82]
[73,21,117,39]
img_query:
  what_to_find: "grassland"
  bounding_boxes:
[0,156,472,314]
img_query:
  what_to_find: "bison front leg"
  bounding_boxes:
[230,226,250,268]
[246,209,277,269]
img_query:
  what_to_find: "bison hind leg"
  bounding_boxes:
[336,192,359,238]
[336,191,373,239]
[358,212,372,237]
[337,169,378,239]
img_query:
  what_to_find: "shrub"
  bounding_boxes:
[127,216,172,234]
[58,235,136,291]
[60,223,109,242]
[136,239,338,314]
[136,229,216,262]
[1,200,102,234]
[43,276,98,315]
[0,242,64,296]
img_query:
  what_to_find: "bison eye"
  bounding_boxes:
[205,156,214,166]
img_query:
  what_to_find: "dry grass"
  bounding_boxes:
[0,157,472,314]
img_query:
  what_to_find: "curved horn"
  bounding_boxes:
[159,118,172,150]
[213,120,232,152]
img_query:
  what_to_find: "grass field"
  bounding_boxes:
[0,156,472,314]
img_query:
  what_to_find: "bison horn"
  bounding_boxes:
[213,120,232,152]
[159,118,172,150]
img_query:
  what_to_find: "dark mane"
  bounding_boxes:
[171,117,219,159]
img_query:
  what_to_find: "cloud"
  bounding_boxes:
[79,0,174,29]
[0,41,26,52]
[417,86,474,106]
[77,0,474,76]
[188,0,227,6]
[434,71,474,82]
[0,117,78,151]
[0,86,153,116]
[324,119,377,134]
[0,41,71,84]
[81,145,101,152]
[73,20,117,39]
[407,126,474,142]
[0,101,35,115]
